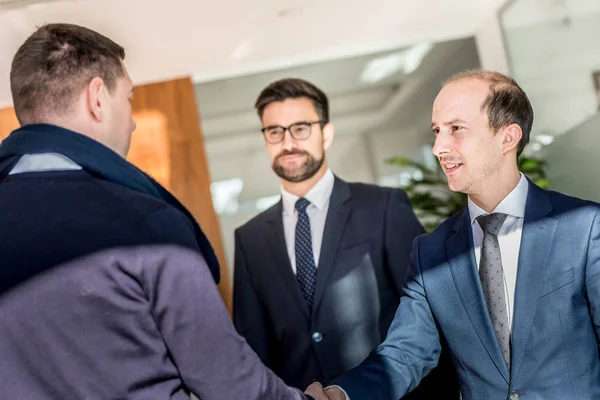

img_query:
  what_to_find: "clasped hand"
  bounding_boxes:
[305,382,346,400]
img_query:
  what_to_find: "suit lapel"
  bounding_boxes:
[265,201,310,320]
[510,182,556,382]
[312,178,352,312]
[446,210,510,383]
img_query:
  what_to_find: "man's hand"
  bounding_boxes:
[305,382,346,400]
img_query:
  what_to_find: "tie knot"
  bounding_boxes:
[477,213,508,235]
[295,197,310,213]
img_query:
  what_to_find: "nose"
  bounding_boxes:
[432,132,450,157]
[281,129,297,151]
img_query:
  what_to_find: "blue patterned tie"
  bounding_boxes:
[295,198,317,308]
[477,213,510,367]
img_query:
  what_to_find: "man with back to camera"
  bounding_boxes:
[233,78,459,398]
[0,22,318,400]
[306,70,600,400]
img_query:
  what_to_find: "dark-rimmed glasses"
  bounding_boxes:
[261,120,324,144]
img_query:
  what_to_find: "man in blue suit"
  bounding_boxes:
[306,70,600,400]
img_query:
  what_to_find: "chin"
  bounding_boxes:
[446,178,459,191]
[447,181,467,194]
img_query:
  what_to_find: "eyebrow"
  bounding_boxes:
[263,121,313,129]
[262,124,281,130]
[431,119,468,128]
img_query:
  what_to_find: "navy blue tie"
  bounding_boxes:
[295,198,317,308]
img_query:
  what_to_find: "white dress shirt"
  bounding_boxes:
[281,168,335,274]
[331,173,529,400]
[468,173,528,332]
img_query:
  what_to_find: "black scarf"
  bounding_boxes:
[0,123,220,283]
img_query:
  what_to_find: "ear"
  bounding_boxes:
[322,122,335,151]
[85,77,106,122]
[501,123,522,155]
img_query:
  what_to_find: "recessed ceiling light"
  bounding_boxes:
[535,134,554,145]
[529,142,543,152]
[360,42,432,84]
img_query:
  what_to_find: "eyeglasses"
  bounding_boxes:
[261,120,324,144]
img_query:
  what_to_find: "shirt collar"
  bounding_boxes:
[281,168,335,215]
[468,173,529,225]
[8,153,81,175]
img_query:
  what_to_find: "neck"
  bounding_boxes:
[468,165,521,213]
[30,117,76,133]
[38,117,124,158]
[282,164,328,198]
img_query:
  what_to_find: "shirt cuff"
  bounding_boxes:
[325,385,350,400]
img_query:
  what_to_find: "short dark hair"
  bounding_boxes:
[255,78,329,123]
[10,23,126,124]
[445,70,534,156]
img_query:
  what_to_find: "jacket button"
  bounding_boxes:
[312,332,323,343]
[509,391,519,400]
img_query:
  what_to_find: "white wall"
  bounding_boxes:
[475,13,510,73]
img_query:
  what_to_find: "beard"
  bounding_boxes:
[272,149,324,183]
[456,161,498,195]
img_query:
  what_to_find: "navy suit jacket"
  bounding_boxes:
[337,180,600,399]
[234,177,459,397]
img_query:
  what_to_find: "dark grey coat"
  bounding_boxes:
[0,244,305,400]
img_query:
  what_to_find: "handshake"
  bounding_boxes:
[304,382,346,400]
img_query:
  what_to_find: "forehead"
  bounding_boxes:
[261,97,319,125]
[432,78,489,123]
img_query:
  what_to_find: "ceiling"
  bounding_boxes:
[0,0,507,108]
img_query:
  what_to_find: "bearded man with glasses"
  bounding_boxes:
[232,78,459,398]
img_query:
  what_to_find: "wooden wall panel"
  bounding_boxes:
[128,77,232,312]
[0,107,19,140]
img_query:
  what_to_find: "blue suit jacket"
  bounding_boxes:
[337,181,600,399]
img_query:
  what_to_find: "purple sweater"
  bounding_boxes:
[0,244,306,400]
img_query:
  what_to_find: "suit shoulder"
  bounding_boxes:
[545,188,600,212]
[539,189,600,229]
[418,209,466,245]
[347,181,392,195]
[347,181,408,202]
[235,201,280,237]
